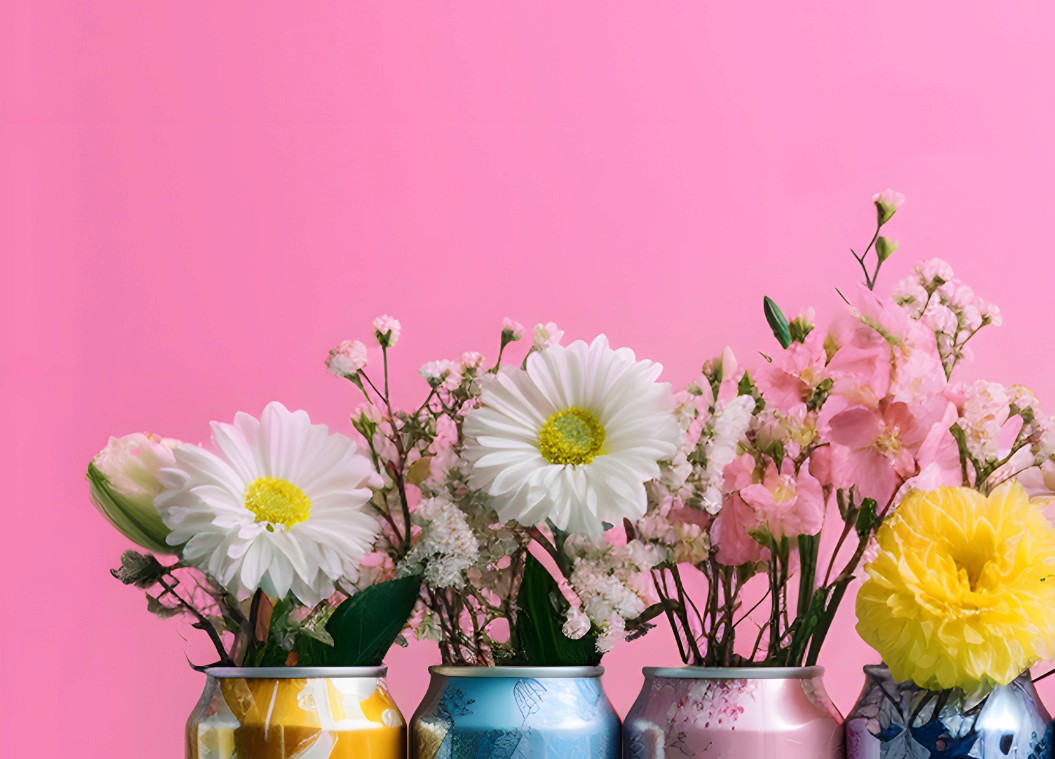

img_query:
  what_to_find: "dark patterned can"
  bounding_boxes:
[410,665,620,759]
[845,664,1053,759]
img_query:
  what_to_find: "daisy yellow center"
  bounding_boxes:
[244,477,311,529]
[539,408,605,465]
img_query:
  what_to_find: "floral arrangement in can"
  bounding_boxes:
[630,190,1055,670]
[324,319,679,665]
[88,398,423,668]
[87,189,1055,686]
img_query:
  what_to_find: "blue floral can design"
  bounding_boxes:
[846,664,1052,759]
[410,666,620,759]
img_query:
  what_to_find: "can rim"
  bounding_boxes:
[429,665,604,679]
[643,665,825,680]
[203,666,387,679]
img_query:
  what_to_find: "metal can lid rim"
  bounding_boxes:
[203,666,388,679]
[643,665,825,680]
[429,665,604,679]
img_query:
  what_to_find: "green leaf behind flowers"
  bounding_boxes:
[516,553,601,667]
[297,574,423,667]
[763,296,792,349]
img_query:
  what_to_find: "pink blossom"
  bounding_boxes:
[459,351,485,370]
[712,455,767,566]
[326,339,368,377]
[899,400,961,493]
[827,286,945,407]
[428,414,460,482]
[533,322,564,350]
[739,461,824,542]
[809,444,833,488]
[917,258,954,284]
[827,400,937,505]
[712,493,767,566]
[756,330,828,409]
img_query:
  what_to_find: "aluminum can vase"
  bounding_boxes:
[623,665,844,758]
[185,666,406,758]
[845,664,1053,759]
[410,665,620,759]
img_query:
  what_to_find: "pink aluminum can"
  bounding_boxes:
[623,666,844,758]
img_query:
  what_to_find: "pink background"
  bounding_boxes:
[5,2,1055,755]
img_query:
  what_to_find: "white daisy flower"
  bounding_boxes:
[463,335,679,536]
[155,402,382,605]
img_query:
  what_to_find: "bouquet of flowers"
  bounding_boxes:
[631,190,1055,669]
[88,399,422,668]
[325,317,681,665]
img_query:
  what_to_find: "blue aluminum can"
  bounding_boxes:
[845,664,1053,759]
[410,665,620,758]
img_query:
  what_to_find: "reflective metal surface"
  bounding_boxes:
[186,667,405,758]
[411,666,620,758]
[845,664,1052,759]
[623,666,844,758]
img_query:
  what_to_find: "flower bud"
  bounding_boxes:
[500,317,524,347]
[876,236,898,262]
[372,314,401,348]
[88,434,178,553]
[872,188,905,225]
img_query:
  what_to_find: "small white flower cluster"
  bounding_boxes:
[402,497,480,589]
[564,535,664,652]
[894,258,1002,374]
[1009,385,1055,465]
[956,380,1013,462]
[326,339,369,378]
[638,357,756,568]
[953,380,1055,494]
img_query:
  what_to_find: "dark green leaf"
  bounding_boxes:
[302,575,423,666]
[854,498,879,539]
[516,554,601,666]
[146,593,182,619]
[763,296,792,349]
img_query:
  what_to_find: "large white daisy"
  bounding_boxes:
[155,401,382,606]
[463,335,679,536]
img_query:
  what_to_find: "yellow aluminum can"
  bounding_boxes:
[187,666,405,758]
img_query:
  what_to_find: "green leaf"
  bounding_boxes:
[301,575,423,667]
[516,553,601,666]
[854,498,879,539]
[146,593,182,619]
[763,296,792,349]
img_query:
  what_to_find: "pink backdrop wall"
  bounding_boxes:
[5,2,1055,755]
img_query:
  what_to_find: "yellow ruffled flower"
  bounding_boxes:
[856,482,1055,691]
